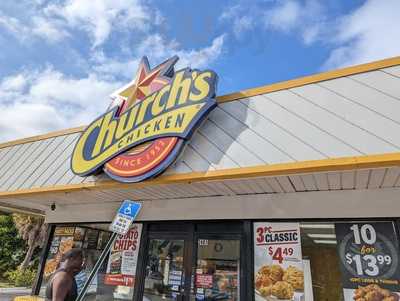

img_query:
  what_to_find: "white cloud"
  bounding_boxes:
[45,0,152,48]
[0,11,68,43]
[264,0,325,44]
[220,0,325,44]
[0,32,225,142]
[0,0,226,142]
[0,102,67,142]
[0,74,27,92]
[176,35,225,69]
[302,25,320,45]
[233,16,254,38]
[28,68,120,108]
[0,0,154,47]
[90,33,225,82]
[323,0,400,69]
[220,5,254,38]
[135,34,226,69]
[264,0,301,32]
[0,13,21,34]
[90,51,141,80]
[0,68,121,142]
[31,16,69,43]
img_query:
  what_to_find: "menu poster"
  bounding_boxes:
[74,227,86,241]
[254,222,304,301]
[335,222,400,301]
[105,224,142,287]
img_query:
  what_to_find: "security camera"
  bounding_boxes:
[51,203,56,211]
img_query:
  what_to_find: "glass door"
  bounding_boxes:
[138,223,245,301]
[142,235,190,301]
[191,237,241,301]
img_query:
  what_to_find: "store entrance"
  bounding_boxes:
[139,222,244,301]
[142,233,190,301]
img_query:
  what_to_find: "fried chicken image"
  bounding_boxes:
[271,281,294,299]
[258,265,272,276]
[282,266,304,291]
[256,273,273,290]
[259,285,273,297]
[270,265,284,284]
[353,284,399,301]
[383,296,400,301]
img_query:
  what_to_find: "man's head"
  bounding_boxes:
[61,248,84,275]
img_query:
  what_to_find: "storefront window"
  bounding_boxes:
[39,223,142,301]
[254,221,400,301]
[39,225,110,297]
[193,239,240,301]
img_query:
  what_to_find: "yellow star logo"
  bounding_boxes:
[117,56,178,111]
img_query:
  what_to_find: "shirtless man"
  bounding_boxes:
[46,248,84,301]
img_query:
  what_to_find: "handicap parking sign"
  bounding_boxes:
[110,200,142,235]
[118,201,141,218]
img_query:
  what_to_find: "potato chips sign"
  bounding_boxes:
[71,56,218,182]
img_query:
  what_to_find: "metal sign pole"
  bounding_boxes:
[76,232,118,301]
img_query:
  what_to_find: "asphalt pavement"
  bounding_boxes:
[0,287,33,301]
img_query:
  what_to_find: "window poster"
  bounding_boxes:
[335,222,400,301]
[43,226,75,279]
[254,222,304,301]
[84,229,99,249]
[74,227,86,241]
[105,224,142,287]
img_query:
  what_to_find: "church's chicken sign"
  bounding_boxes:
[71,56,218,182]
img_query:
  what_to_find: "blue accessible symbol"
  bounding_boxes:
[118,200,141,219]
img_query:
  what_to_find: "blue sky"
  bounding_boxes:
[0,0,399,142]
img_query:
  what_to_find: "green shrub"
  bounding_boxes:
[0,214,26,275]
[5,268,37,287]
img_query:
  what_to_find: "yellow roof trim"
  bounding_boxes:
[1,152,400,198]
[0,56,399,150]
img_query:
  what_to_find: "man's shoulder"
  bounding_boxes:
[53,271,73,284]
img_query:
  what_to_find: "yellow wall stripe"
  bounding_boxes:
[1,152,400,198]
[1,56,399,150]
